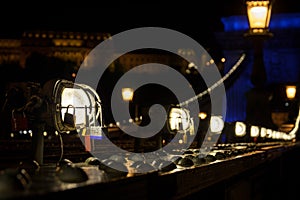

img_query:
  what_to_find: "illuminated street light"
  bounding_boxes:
[244,0,274,87]
[244,0,275,128]
[122,88,134,102]
[245,0,273,35]
[286,85,297,100]
[235,122,247,137]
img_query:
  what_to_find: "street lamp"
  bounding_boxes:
[121,88,134,102]
[121,87,138,121]
[244,0,275,128]
[286,85,297,100]
[245,0,273,35]
[244,0,274,87]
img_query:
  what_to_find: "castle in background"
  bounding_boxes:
[0,31,110,69]
[0,30,223,78]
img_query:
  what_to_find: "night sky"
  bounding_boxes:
[1,0,299,40]
[0,4,223,38]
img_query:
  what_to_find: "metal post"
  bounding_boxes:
[32,123,45,165]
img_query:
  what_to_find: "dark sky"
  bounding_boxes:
[0,4,223,36]
[0,1,299,39]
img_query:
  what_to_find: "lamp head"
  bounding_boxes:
[209,116,224,133]
[245,0,274,36]
[42,79,102,133]
[286,85,297,100]
[121,88,134,102]
[167,106,191,134]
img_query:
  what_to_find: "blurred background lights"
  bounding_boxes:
[235,122,247,137]
[250,125,260,137]
[210,116,224,133]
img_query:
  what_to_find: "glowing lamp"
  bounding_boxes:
[286,85,297,99]
[43,79,102,133]
[272,131,282,139]
[235,122,247,137]
[250,125,260,137]
[260,127,267,138]
[246,0,273,35]
[24,79,103,165]
[121,88,134,102]
[168,107,191,133]
[266,128,273,138]
[283,133,289,141]
[210,116,224,133]
[198,112,207,120]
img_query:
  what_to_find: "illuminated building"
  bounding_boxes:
[0,31,110,68]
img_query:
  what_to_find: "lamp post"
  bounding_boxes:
[121,87,141,151]
[285,85,299,128]
[244,0,274,87]
[244,0,275,128]
[121,87,139,121]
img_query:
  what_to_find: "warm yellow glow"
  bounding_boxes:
[250,125,260,137]
[122,88,134,101]
[210,116,224,133]
[266,129,273,138]
[248,6,268,28]
[61,88,93,126]
[272,131,282,139]
[53,39,83,47]
[289,105,300,138]
[286,85,297,99]
[235,122,246,137]
[54,40,61,46]
[198,112,207,120]
[246,1,272,31]
[188,62,196,68]
[169,107,190,132]
[221,58,226,63]
[260,127,267,137]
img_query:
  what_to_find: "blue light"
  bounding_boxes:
[220,134,227,143]
[90,135,103,140]
[221,16,249,32]
[222,13,300,32]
